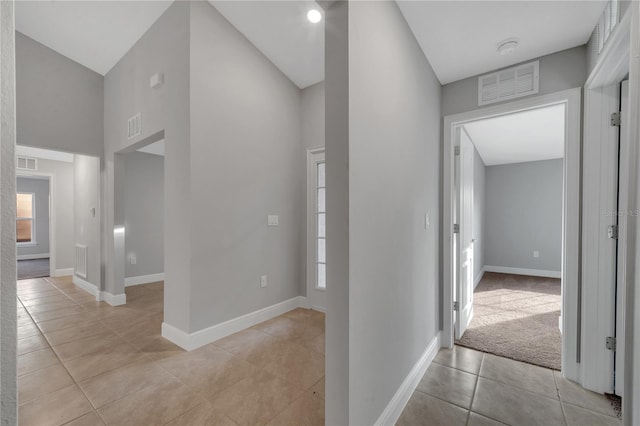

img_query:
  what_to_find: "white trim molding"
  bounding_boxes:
[162,296,307,351]
[16,253,49,261]
[484,266,561,279]
[72,274,99,298]
[374,333,441,426]
[474,266,486,288]
[125,273,165,287]
[72,274,126,306]
[52,268,73,277]
[99,291,126,306]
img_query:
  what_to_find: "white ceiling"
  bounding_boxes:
[16,145,75,163]
[16,1,173,75]
[463,104,565,166]
[397,1,607,84]
[138,140,165,157]
[15,0,324,88]
[210,1,324,89]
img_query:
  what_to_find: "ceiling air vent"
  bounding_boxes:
[16,156,37,171]
[127,113,141,140]
[478,61,539,106]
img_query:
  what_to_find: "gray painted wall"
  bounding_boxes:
[16,177,49,257]
[1,2,17,422]
[472,143,486,284]
[302,81,325,151]
[324,2,350,423]
[346,1,442,423]
[123,151,164,278]
[16,32,103,157]
[74,155,101,286]
[104,2,190,322]
[442,46,588,116]
[485,159,563,272]
[27,158,75,271]
[189,1,304,331]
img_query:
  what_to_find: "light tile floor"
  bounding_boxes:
[16,276,325,426]
[397,345,622,426]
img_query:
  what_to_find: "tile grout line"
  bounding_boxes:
[465,353,483,426]
[16,278,100,425]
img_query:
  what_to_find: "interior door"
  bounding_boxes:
[614,80,629,397]
[455,130,475,339]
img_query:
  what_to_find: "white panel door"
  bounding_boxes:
[456,131,475,339]
[615,80,629,397]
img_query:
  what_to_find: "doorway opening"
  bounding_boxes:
[16,177,50,279]
[443,88,581,381]
[453,104,565,370]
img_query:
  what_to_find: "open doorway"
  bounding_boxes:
[443,88,582,381]
[454,104,565,370]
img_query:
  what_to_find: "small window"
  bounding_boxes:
[316,162,326,289]
[16,193,35,244]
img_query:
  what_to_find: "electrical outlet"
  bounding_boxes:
[260,275,267,288]
[267,215,279,227]
[533,251,540,258]
[425,213,430,229]
[129,254,137,265]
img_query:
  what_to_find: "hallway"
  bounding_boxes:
[17,276,325,425]
[398,346,621,426]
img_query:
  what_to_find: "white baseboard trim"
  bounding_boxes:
[72,275,99,299]
[53,268,74,277]
[474,266,486,289]
[484,265,561,279]
[311,305,326,313]
[375,332,441,426]
[98,291,127,306]
[72,275,126,306]
[125,273,165,287]
[17,253,49,260]
[162,296,307,351]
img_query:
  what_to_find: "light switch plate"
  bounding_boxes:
[267,215,279,226]
[260,275,267,288]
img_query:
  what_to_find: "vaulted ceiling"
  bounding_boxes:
[16,1,607,88]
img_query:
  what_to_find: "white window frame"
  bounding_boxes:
[16,191,36,246]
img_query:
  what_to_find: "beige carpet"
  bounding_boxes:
[456,272,561,370]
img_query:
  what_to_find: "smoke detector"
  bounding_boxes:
[497,38,519,56]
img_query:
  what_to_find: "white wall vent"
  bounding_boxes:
[16,156,37,171]
[478,61,539,106]
[127,113,141,140]
[75,244,88,279]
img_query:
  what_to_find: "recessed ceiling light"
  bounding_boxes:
[497,38,519,56]
[307,9,322,24]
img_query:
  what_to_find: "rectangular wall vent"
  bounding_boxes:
[478,61,539,106]
[75,244,88,279]
[16,156,37,171]
[127,113,141,140]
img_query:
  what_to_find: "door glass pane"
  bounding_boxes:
[17,193,33,218]
[317,263,326,289]
[317,188,325,213]
[317,238,326,263]
[317,213,325,238]
[17,220,32,243]
[317,162,325,188]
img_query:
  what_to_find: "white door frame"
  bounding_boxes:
[443,88,582,382]
[306,147,326,312]
[16,171,56,278]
